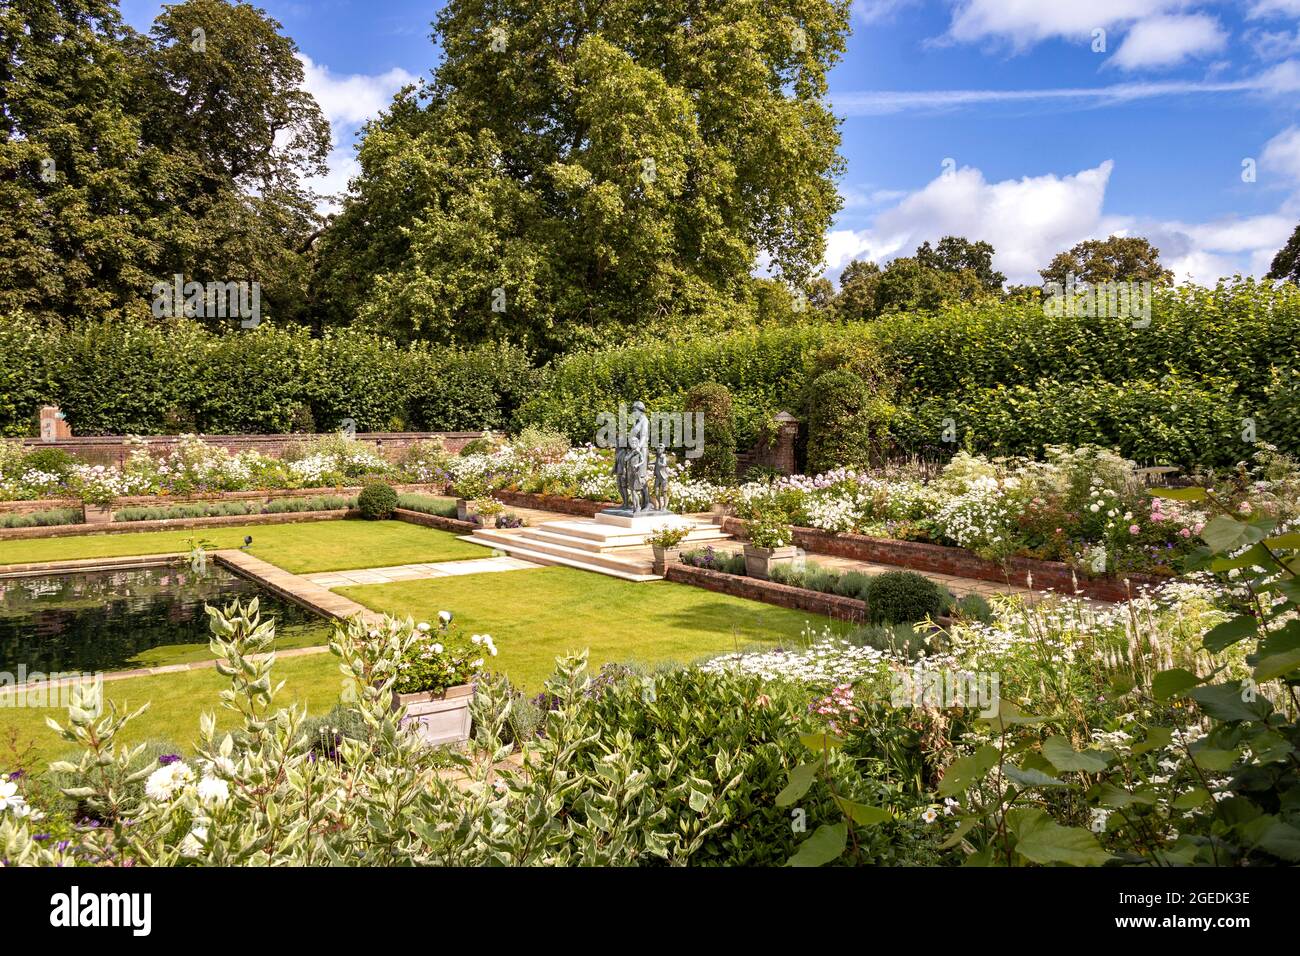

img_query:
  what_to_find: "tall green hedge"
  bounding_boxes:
[0,319,536,437]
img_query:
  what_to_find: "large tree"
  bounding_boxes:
[915,236,1005,292]
[0,0,329,325]
[314,0,852,356]
[1039,236,1174,288]
[1267,223,1300,284]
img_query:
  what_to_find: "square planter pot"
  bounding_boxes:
[392,683,474,747]
[82,504,115,524]
[455,498,471,522]
[743,544,798,581]
[651,544,681,575]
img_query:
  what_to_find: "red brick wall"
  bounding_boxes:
[666,563,868,622]
[393,509,478,534]
[492,490,610,517]
[721,517,1167,602]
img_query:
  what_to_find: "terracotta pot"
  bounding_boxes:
[392,683,474,746]
[743,544,798,580]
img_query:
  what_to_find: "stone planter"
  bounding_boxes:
[392,683,474,747]
[743,544,798,580]
[651,543,680,575]
[82,503,115,524]
[455,498,471,522]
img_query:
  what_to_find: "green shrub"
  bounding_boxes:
[833,570,873,601]
[0,508,82,528]
[864,571,947,625]
[357,482,398,520]
[684,382,736,482]
[954,593,994,623]
[458,434,497,457]
[805,369,895,473]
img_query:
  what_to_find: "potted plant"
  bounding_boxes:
[743,508,797,580]
[388,612,497,747]
[646,523,690,574]
[76,466,120,524]
[470,496,504,527]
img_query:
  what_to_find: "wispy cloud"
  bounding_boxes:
[831,61,1300,115]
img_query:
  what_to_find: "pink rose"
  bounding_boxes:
[1129,524,1140,535]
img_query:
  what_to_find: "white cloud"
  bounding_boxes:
[1249,0,1300,18]
[945,0,1197,49]
[832,59,1300,114]
[826,157,1298,285]
[852,0,921,24]
[1247,27,1300,60]
[825,161,1114,281]
[1261,126,1300,184]
[1107,14,1228,70]
[297,53,417,208]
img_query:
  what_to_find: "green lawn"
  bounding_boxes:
[338,565,835,690]
[0,651,344,769]
[0,555,836,768]
[0,518,485,573]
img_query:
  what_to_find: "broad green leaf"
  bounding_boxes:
[939,817,977,850]
[938,744,1000,797]
[1172,788,1211,810]
[1189,747,1238,772]
[978,699,1046,730]
[1131,726,1174,755]
[1255,647,1300,682]
[1010,809,1111,867]
[1189,682,1272,723]
[1202,615,1260,653]
[1004,764,1068,788]
[1095,784,1158,808]
[1200,515,1248,554]
[1153,668,1201,700]
[687,789,709,813]
[1042,735,1110,773]
[775,762,817,807]
[786,822,847,867]
[799,732,845,753]
[1262,532,1300,550]
[833,796,892,826]
[1256,822,1300,862]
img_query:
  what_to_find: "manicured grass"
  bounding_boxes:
[0,652,344,769]
[0,518,485,573]
[338,566,838,690]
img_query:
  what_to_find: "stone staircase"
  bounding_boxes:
[464,511,731,582]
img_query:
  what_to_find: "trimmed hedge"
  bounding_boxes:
[0,319,536,438]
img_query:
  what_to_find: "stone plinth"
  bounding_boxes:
[595,510,697,532]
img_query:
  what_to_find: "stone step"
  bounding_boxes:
[463,531,662,582]
[535,517,724,545]
[518,525,729,553]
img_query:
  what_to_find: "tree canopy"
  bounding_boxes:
[0,0,329,325]
[313,0,852,357]
[1039,236,1174,287]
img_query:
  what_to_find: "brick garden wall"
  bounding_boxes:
[665,563,868,622]
[720,517,1168,602]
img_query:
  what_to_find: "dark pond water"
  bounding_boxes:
[0,564,329,674]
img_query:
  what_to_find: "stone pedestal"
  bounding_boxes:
[595,510,697,532]
[39,406,72,442]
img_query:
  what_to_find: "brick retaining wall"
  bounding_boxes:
[0,482,448,516]
[666,563,868,622]
[392,508,478,534]
[491,490,611,517]
[720,517,1166,602]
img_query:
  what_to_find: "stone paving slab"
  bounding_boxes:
[303,555,538,589]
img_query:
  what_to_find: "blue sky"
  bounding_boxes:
[121,0,1300,285]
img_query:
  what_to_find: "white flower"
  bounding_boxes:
[0,778,27,815]
[438,610,452,624]
[430,643,444,655]
[179,827,208,858]
[471,634,483,644]
[921,808,939,824]
[197,776,230,806]
[144,761,195,801]
[416,622,431,633]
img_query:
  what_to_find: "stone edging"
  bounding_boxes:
[720,517,1166,603]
